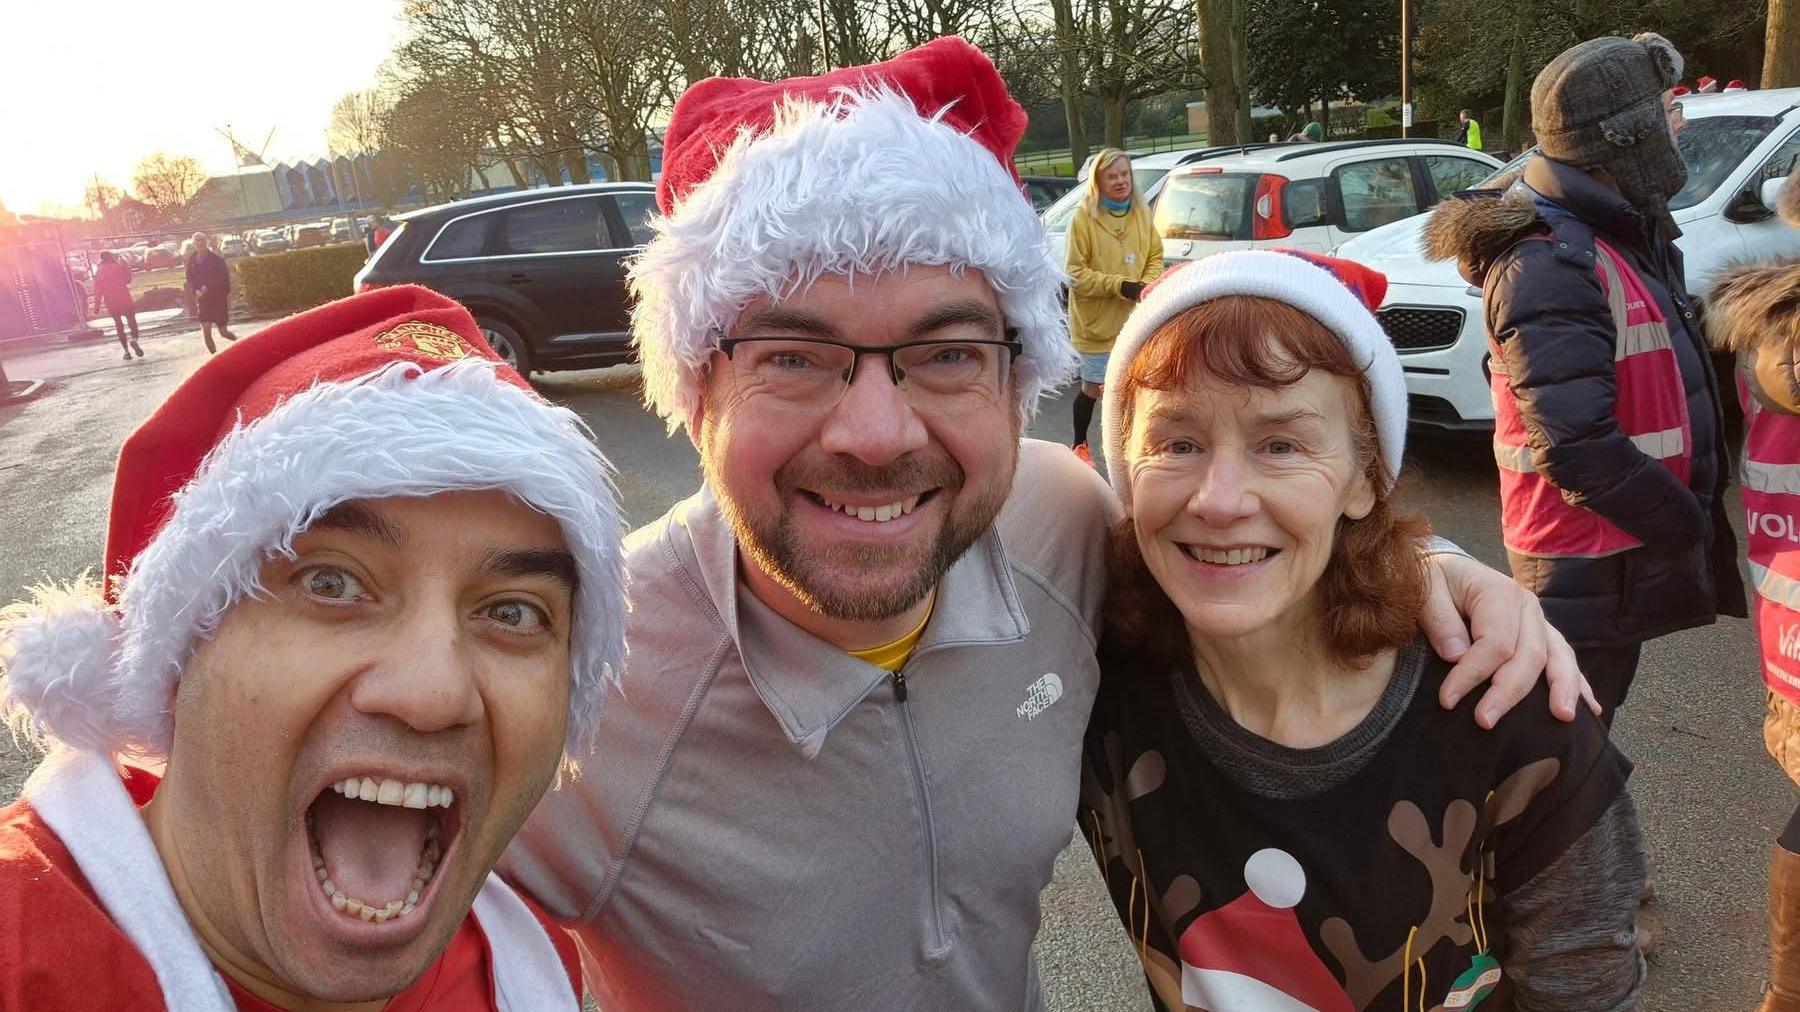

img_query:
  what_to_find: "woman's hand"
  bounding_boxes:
[1419,552,1600,728]
[1119,280,1145,301]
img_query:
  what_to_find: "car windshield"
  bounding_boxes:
[1475,115,1779,211]
[1670,115,1780,209]
[1154,172,1255,240]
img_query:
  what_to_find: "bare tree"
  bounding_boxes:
[1196,0,1244,144]
[380,70,493,201]
[83,177,123,222]
[565,0,678,181]
[1768,0,1799,88]
[395,0,594,186]
[1048,0,1091,165]
[1081,0,1200,148]
[328,88,392,155]
[130,153,208,220]
[882,0,991,47]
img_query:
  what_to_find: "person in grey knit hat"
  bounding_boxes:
[1421,32,1746,733]
[1531,32,1688,229]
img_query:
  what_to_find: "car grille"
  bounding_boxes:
[1377,306,1464,352]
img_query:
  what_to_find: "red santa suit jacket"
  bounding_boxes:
[0,749,582,1011]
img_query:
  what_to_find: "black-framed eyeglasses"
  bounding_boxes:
[717,330,1022,408]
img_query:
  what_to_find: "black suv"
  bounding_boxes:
[354,182,657,374]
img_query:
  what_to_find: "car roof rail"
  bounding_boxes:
[1172,141,1291,163]
[1273,137,1466,162]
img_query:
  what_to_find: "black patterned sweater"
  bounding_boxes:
[1079,636,1646,1012]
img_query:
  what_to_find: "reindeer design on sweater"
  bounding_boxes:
[1082,727,1563,1012]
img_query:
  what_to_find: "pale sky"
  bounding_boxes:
[0,0,406,215]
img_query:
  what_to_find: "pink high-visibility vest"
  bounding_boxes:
[1488,237,1693,558]
[1740,373,1800,706]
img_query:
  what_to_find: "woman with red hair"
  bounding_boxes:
[1080,250,1646,1011]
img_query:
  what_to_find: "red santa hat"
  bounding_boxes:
[1101,249,1405,506]
[0,286,625,762]
[1724,79,1748,93]
[1176,849,1355,1012]
[1697,75,1720,93]
[630,36,1073,430]
[1671,84,1691,97]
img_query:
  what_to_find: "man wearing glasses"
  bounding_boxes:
[502,40,1589,1010]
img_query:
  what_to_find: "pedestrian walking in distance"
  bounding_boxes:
[92,250,141,360]
[1424,32,1746,727]
[1705,164,1800,1012]
[1066,147,1163,458]
[184,231,238,354]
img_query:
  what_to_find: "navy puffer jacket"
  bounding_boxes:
[1423,156,1745,646]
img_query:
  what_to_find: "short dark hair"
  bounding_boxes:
[99,251,116,263]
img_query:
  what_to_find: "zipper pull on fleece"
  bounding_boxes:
[892,670,909,702]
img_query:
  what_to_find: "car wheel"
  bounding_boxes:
[478,319,532,375]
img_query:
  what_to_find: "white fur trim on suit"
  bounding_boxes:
[27,748,235,1012]
[630,86,1075,431]
[25,748,578,1011]
[1,359,625,763]
[1101,250,1407,506]
[473,873,581,1010]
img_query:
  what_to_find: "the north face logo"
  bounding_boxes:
[1017,673,1064,720]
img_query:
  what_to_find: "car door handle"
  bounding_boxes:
[504,272,531,285]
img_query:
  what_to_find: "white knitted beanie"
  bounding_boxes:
[1100,249,1406,507]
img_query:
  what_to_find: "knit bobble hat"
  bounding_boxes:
[1100,249,1405,508]
[1530,33,1688,214]
[628,37,1074,432]
[0,286,626,763]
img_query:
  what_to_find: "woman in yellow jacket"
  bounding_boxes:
[1066,148,1163,454]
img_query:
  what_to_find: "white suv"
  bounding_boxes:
[1154,140,1502,263]
[1338,88,1800,430]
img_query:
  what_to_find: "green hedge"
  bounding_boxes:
[234,243,369,316]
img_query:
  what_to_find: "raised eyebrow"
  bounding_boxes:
[308,502,403,548]
[905,300,1004,340]
[482,548,579,594]
[734,307,840,339]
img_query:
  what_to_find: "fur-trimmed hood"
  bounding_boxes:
[1706,257,1800,355]
[1420,172,1541,286]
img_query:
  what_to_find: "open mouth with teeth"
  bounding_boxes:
[305,776,461,927]
[1180,545,1280,566]
[805,491,934,524]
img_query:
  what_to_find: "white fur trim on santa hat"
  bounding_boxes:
[629,85,1074,431]
[1101,250,1407,507]
[1,580,125,753]
[1,359,625,766]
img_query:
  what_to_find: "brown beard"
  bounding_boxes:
[708,446,1015,622]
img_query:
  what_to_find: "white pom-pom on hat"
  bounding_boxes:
[1244,848,1308,909]
[0,581,128,753]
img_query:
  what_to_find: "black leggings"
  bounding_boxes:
[109,309,139,347]
[1780,803,1800,852]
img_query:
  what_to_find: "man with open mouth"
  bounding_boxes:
[500,39,1595,1010]
[0,286,624,1010]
